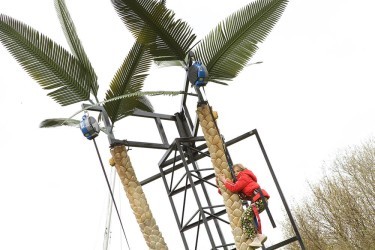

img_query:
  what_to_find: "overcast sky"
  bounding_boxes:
[1,0,374,249]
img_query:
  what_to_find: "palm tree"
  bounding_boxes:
[110,0,288,248]
[0,0,172,248]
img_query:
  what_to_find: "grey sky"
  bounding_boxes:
[0,0,374,249]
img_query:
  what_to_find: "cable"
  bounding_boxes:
[118,176,123,250]
[93,138,131,250]
[204,99,237,181]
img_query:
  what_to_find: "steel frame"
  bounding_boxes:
[84,103,305,248]
[152,126,306,249]
[83,103,305,249]
[158,136,230,249]
[82,52,305,249]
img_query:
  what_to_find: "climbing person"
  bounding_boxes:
[217,163,270,249]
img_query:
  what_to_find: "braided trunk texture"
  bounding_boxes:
[110,145,168,250]
[197,104,251,250]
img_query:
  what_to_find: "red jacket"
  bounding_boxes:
[224,169,270,201]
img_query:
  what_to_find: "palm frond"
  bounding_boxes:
[104,41,154,123]
[0,14,91,106]
[64,90,184,125]
[209,79,229,86]
[55,0,99,98]
[153,60,186,68]
[111,0,196,64]
[194,0,288,83]
[101,90,184,105]
[107,96,154,122]
[40,118,80,128]
[40,118,110,135]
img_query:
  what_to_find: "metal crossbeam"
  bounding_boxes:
[87,89,305,249]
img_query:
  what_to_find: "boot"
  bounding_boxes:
[257,233,267,244]
[249,237,262,248]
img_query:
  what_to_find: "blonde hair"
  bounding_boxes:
[233,163,246,171]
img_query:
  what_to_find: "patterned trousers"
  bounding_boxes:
[241,199,267,239]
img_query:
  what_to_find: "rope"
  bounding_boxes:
[204,98,251,206]
[93,138,131,250]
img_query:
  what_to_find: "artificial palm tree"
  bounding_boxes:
[0,0,173,248]
[111,0,288,249]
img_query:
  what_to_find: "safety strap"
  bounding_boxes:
[221,135,237,182]
[205,100,237,181]
[252,203,262,234]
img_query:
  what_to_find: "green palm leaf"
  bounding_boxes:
[40,118,108,135]
[111,0,196,64]
[64,90,185,126]
[40,118,80,128]
[0,14,92,106]
[106,95,153,122]
[194,0,288,83]
[54,0,99,98]
[103,90,184,104]
[104,40,154,123]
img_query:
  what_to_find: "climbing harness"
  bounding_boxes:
[80,112,100,140]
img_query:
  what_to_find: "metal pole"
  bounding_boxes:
[158,146,190,249]
[254,130,305,250]
[93,139,131,249]
[176,142,217,249]
[185,147,228,249]
[103,167,116,250]
[176,106,227,248]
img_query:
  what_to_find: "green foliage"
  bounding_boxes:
[0,14,92,106]
[40,118,80,128]
[66,90,184,125]
[115,0,289,84]
[104,41,154,123]
[43,91,183,128]
[0,1,165,126]
[102,90,184,105]
[1,0,290,129]
[55,0,99,98]
[194,0,288,84]
[111,0,196,64]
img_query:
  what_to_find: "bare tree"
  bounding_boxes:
[282,138,375,250]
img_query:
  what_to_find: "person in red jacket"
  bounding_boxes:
[218,163,270,248]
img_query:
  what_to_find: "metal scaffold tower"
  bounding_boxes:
[83,55,305,250]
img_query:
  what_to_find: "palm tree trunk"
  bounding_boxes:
[197,104,251,250]
[110,145,168,250]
